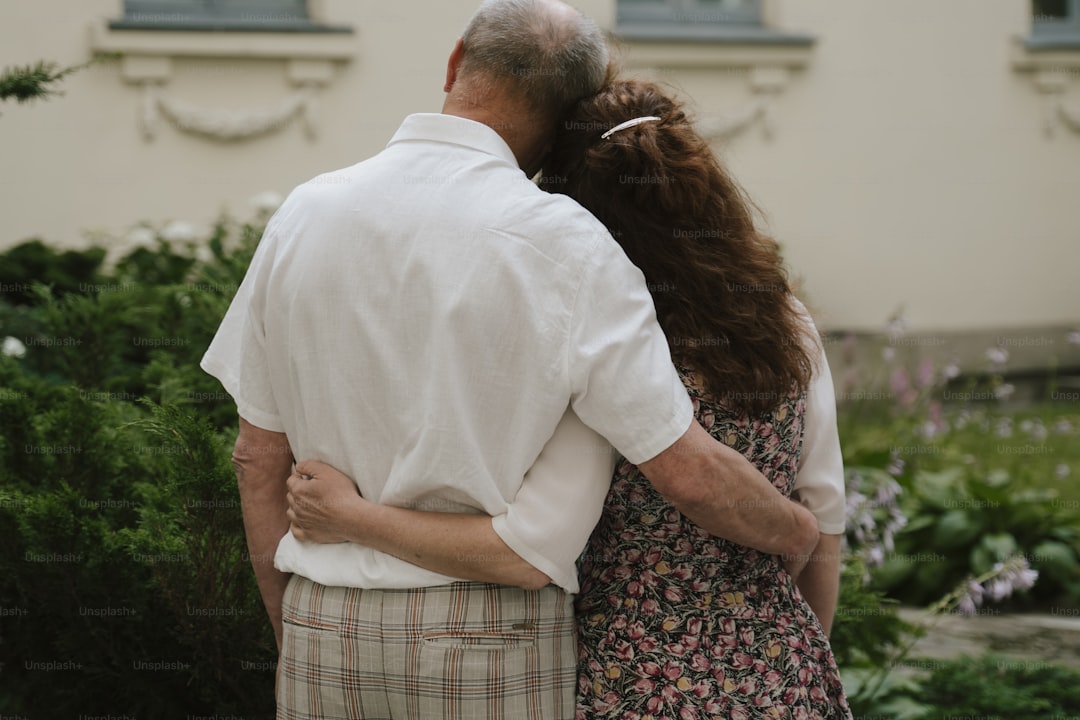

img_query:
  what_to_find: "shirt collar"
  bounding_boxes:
[388,113,521,169]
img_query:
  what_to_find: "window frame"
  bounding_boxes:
[111,0,350,33]
[614,0,812,45]
[618,0,764,27]
[1030,0,1080,49]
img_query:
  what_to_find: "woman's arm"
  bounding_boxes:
[795,533,843,636]
[287,464,550,589]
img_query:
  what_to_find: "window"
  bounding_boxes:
[616,0,811,44]
[1031,0,1080,48]
[619,0,762,26]
[111,0,348,32]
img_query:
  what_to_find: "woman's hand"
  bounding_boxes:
[286,460,365,544]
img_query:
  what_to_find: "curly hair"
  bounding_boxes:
[540,78,818,416]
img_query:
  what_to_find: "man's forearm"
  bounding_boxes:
[234,418,294,651]
[795,533,842,636]
[638,420,819,558]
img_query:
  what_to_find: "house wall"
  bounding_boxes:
[0,0,1077,333]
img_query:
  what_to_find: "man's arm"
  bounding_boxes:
[794,533,843,636]
[637,420,820,560]
[233,417,294,651]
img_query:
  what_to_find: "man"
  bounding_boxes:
[203,1,820,717]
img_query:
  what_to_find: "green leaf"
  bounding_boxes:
[932,510,983,548]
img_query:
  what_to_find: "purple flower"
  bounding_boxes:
[917,357,935,389]
[957,595,977,616]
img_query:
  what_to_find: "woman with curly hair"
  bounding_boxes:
[537,78,852,720]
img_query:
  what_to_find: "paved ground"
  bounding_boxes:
[898,608,1080,670]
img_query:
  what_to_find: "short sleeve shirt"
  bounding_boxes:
[201,113,693,591]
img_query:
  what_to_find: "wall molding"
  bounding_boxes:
[1011,39,1080,137]
[623,41,813,141]
[89,19,357,142]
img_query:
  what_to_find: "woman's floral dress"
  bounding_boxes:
[575,367,852,720]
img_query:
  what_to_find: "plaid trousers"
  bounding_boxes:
[277,575,577,720]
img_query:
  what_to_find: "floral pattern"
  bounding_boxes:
[575,367,852,719]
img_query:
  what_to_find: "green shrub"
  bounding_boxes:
[0,221,275,716]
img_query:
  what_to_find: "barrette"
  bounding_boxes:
[601,116,662,140]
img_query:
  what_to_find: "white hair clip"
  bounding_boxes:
[601,116,662,140]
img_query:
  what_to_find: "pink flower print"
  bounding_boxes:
[704,697,725,714]
[679,633,701,651]
[613,640,634,661]
[679,706,701,720]
[730,704,751,720]
[644,548,663,564]
[690,653,711,672]
[638,660,661,677]
[739,626,755,646]
[640,598,660,615]
[638,636,658,653]
[647,693,666,714]
[631,678,655,695]
[663,641,689,657]
[763,670,784,690]
[685,617,703,635]
[737,676,759,696]
[661,661,682,681]
[700,407,715,429]
[731,651,755,669]
[626,581,643,598]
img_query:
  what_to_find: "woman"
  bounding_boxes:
[288,79,851,718]
[536,78,852,719]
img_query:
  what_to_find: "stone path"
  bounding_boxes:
[897,608,1080,670]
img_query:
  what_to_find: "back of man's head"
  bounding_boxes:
[459,0,608,118]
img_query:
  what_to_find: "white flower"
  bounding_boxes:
[126,226,158,249]
[162,221,198,244]
[1067,329,1080,345]
[995,418,1013,438]
[1056,464,1071,479]
[985,347,1009,367]
[882,346,896,363]
[2,336,26,358]
[943,362,961,380]
[193,244,215,264]
[251,191,284,215]
[993,384,1015,401]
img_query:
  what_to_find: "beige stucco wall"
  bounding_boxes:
[0,0,1077,332]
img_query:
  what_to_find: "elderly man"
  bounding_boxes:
[203,0,820,717]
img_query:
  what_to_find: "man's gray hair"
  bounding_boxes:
[459,0,609,114]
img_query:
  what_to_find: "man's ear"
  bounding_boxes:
[444,37,465,93]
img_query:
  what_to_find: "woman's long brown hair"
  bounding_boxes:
[541,78,817,416]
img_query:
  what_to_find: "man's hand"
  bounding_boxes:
[286,460,365,544]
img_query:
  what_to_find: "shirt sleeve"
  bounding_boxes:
[566,235,694,465]
[200,213,286,433]
[490,407,615,594]
[793,316,847,535]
